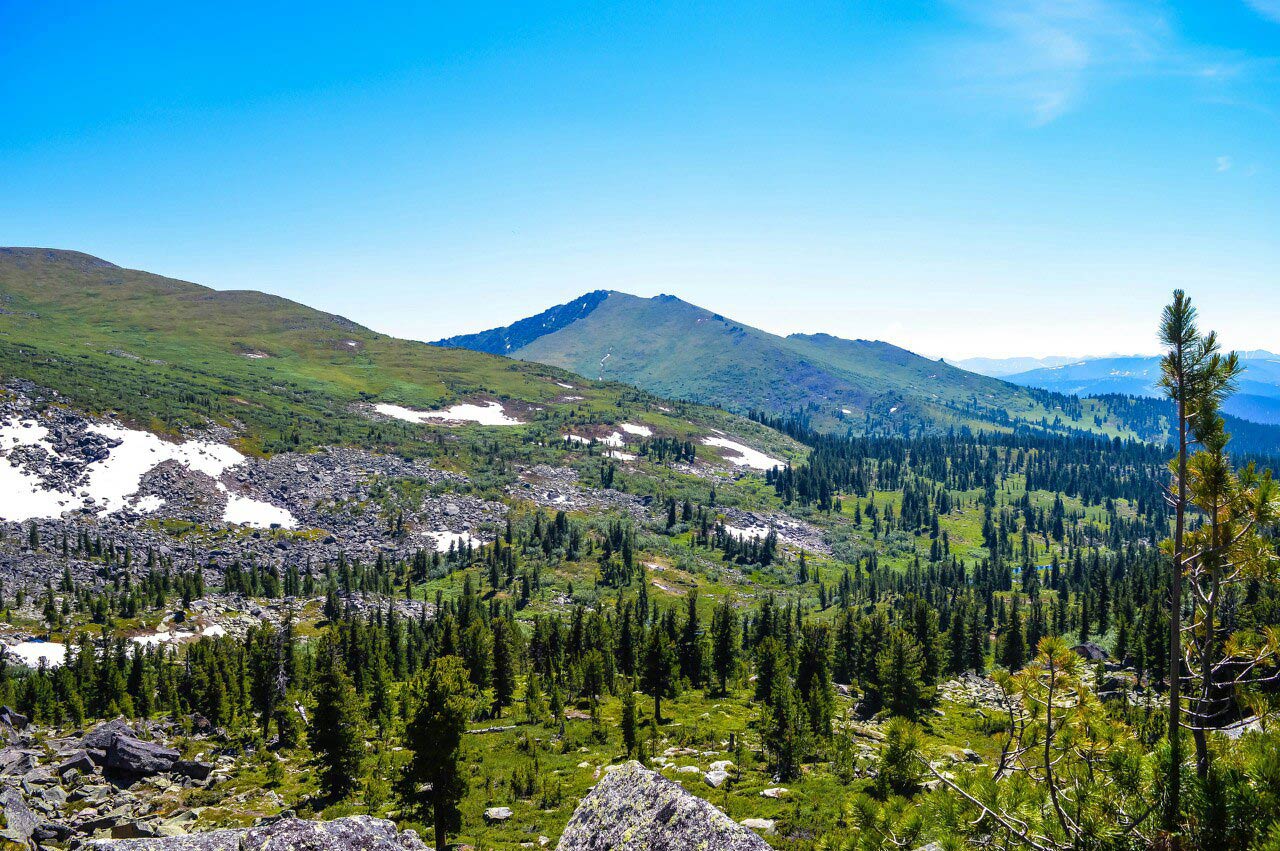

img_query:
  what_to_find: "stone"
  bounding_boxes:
[107,735,179,776]
[760,787,788,799]
[1071,642,1108,661]
[740,819,776,835]
[704,769,730,788]
[484,806,514,823]
[174,760,214,781]
[0,786,38,846]
[88,815,428,850]
[83,718,136,750]
[58,748,98,776]
[0,705,30,729]
[556,761,769,851]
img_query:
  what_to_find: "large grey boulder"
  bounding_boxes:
[83,718,135,753]
[107,735,179,776]
[556,761,771,851]
[0,786,38,846]
[88,815,428,850]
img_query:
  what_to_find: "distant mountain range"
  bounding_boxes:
[993,351,1280,426]
[434,291,1280,449]
[951,355,1083,377]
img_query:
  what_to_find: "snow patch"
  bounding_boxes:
[701,437,783,471]
[5,640,66,668]
[722,523,772,541]
[619,423,652,437]
[83,423,244,512]
[134,495,166,514]
[217,482,298,529]
[0,422,83,521]
[0,417,244,520]
[131,621,228,648]
[0,416,295,528]
[424,530,480,552]
[374,401,523,426]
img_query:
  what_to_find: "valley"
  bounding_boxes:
[0,252,1276,851]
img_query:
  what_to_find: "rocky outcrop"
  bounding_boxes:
[0,785,39,847]
[107,735,180,776]
[556,761,770,851]
[2,718,225,842]
[88,815,427,851]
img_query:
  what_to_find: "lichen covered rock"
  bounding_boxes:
[556,761,770,851]
[88,815,427,851]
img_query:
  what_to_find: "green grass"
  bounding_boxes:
[0,249,801,466]
[449,289,1161,440]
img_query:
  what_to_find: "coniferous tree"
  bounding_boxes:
[710,599,738,695]
[640,621,677,724]
[1157,289,1240,840]
[1000,595,1027,671]
[402,655,477,851]
[309,644,364,800]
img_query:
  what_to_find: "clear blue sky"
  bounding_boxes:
[2,1,1276,359]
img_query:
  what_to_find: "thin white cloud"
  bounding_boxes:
[1244,0,1280,23]
[941,0,1273,125]
[944,0,1169,124]
[1216,155,1233,172]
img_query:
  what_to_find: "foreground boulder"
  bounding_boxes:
[88,815,427,850]
[1,786,38,847]
[556,761,770,851]
[107,735,180,777]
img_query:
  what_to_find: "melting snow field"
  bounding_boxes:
[374,401,524,426]
[563,433,636,460]
[130,621,229,648]
[5,640,67,668]
[218,483,298,529]
[701,437,784,471]
[83,423,244,513]
[0,422,82,521]
[723,523,772,541]
[0,416,297,528]
[425,530,481,552]
[619,423,652,437]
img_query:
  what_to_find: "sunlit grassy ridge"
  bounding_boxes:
[0,249,778,457]
[438,290,1150,439]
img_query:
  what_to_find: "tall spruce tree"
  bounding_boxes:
[308,643,365,800]
[402,655,477,851]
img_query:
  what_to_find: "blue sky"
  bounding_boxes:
[2,1,1276,359]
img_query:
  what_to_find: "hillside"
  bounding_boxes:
[434,290,1123,438]
[1005,351,1280,425]
[0,249,780,460]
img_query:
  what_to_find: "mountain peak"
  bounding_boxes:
[432,289,614,354]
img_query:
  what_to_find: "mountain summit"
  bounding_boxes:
[435,291,1091,434]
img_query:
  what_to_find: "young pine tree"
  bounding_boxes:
[402,655,477,851]
[308,645,365,800]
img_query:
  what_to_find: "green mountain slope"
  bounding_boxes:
[436,291,1131,438]
[0,249,758,457]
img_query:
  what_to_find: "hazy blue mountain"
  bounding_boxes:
[1005,351,1280,425]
